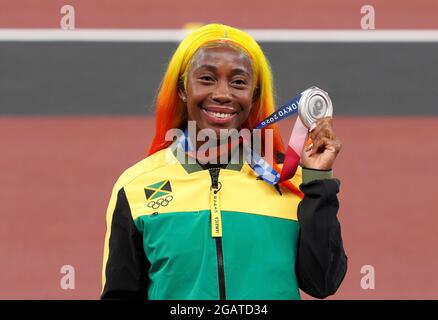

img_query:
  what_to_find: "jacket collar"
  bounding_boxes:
[169,138,245,174]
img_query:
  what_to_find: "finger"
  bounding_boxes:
[311,127,335,143]
[310,119,334,138]
[309,137,325,156]
[304,137,313,151]
[309,137,341,156]
[332,138,342,153]
[316,137,342,155]
[308,131,328,155]
[310,118,335,141]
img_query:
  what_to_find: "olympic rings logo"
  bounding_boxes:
[147,195,173,209]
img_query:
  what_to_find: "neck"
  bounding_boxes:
[185,126,242,165]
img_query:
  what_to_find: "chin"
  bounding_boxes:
[210,125,239,133]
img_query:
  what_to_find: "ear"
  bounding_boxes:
[177,78,187,102]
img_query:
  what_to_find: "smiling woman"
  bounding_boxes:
[180,45,256,133]
[100,23,347,300]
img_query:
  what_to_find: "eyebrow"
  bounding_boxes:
[195,64,251,76]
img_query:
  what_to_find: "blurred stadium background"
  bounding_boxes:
[1,0,438,299]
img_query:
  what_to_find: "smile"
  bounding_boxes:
[201,106,238,123]
[204,110,235,118]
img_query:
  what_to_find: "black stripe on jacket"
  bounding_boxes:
[101,188,149,299]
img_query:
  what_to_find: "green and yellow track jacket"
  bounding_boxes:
[101,144,347,300]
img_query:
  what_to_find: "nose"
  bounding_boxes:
[211,80,232,104]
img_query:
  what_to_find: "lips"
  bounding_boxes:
[200,105,238,124]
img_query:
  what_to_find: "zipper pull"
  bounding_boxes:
[209,168,222,238]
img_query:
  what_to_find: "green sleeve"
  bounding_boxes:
[302,167,333,184]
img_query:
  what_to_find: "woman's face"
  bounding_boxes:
[182,45,257,135]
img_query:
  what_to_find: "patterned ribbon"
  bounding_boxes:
[175,91,310,185]
[255,92,309,183]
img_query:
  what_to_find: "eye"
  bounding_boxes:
[199,75,215,82]
[231,79,247,88]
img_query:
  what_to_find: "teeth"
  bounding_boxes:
[206,110,233,119]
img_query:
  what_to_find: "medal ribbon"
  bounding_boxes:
[176,91,310,185]
[254,91,310,184]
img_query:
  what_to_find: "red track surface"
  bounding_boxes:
[0,116,437,299]
[1,0,437,29]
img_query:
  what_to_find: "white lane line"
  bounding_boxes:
[0,29,438,42]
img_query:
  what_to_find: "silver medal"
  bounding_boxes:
[298,86,333,128]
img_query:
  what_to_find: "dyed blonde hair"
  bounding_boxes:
[147,23,302,196]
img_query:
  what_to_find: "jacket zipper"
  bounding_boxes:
[209,167,226,300]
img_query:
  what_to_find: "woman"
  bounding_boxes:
[101,24,347,300]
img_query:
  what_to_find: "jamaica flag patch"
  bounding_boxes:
[144,180,172,200]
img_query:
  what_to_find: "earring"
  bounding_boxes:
[182,96,186,102]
